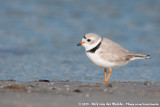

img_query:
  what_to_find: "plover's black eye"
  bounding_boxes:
[87,39,91,42]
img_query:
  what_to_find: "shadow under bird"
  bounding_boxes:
[77,33,150,83]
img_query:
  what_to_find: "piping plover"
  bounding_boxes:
[77,33,150,83]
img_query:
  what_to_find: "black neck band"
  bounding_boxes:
[87,37,103,53]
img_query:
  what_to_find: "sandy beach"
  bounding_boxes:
[0,81,159,107]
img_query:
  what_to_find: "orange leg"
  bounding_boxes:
[105,68,112,83]
[104,68,107,82]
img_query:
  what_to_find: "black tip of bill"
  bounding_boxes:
[77,43,81,46]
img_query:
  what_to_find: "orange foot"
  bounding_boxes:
[104,68,112,83]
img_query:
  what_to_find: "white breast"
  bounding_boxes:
[86,50,126,68]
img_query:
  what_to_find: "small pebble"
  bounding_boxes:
[73,89,81,93]
[39,80,50,82]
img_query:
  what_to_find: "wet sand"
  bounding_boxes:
[0,81,160,107]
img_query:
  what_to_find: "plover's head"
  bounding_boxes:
[77,33,102,51]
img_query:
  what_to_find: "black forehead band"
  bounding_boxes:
[83,35,86,39]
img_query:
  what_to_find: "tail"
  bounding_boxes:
[134,54,151,59]
[127,54,151,61]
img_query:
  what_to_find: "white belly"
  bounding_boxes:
[86,52,126,68]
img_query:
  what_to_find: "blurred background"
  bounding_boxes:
[0,0,159,82]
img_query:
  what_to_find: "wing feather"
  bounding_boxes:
[99,38,133,62]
